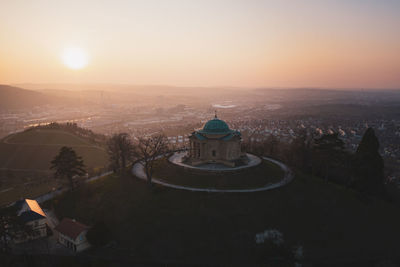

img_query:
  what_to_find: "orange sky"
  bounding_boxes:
[1,0,399,89]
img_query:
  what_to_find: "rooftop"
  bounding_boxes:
[54,218,89,240]
[17,199,46,222]
[25,199,46,217]
[198,115,234,135]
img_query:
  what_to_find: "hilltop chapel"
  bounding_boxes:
[187,113,247,167]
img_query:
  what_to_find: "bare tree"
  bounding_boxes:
[107,133,135,173]
[0,206,32,252]
[137,134,169,187]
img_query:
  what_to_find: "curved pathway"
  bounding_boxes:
[132,156,294,193]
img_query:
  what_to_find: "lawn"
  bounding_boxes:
[48,170,400,265]
[0,129,108,171]
[0,128,109,206]
[152,157,284,189]
[5,129,91,146]
[0,170,58,206]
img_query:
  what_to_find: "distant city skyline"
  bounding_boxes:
[1,0,400,89]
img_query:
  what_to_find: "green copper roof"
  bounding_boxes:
[198,117,233,135]
[192,131,241,141]
[194,132,206,140]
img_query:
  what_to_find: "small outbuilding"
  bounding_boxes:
[54,218,90,252]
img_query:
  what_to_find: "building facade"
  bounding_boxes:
[54,218,91,252]
[188,115,246,167]
[14,199,47,243]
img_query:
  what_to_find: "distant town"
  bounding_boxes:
[1,86,399,181]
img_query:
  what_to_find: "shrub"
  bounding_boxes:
[86,221,112,247]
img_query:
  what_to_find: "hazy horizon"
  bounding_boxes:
[2,2,400,265]
[1,0,400,89]
[8,82,400,92]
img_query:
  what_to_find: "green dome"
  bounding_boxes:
[199,118,232,134]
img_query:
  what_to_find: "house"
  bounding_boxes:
[14,199,47,243]
[54,218,90,252]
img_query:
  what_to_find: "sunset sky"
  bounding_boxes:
[1,0,399,89]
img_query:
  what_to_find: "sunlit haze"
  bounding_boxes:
[62,47,89,70]
[1,0,400,88]
[2,2,400,265]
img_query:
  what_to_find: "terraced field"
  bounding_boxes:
[0,128,108,206]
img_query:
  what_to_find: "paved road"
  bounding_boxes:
[0,167,52,173]
[34,171,113,204]
[3,171,113,208]
[132,156,294,193]
[44,209,59,229]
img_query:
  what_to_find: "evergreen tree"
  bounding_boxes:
[312,133,350,183]
[352,128,385,195]
[50,146,86,189]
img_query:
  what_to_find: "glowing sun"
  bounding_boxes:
[62,47,88,70]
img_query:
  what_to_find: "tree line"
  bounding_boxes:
[1,127,386,251]
[50,133,169,190]
[27,122,108,145]
[244,127,386,196]
[50,126,386,196]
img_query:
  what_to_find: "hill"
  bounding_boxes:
[0,84,76,110]
[48,171,400,266]
[0,127,109,206]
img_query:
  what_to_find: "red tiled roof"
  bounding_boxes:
[54,218,89,240]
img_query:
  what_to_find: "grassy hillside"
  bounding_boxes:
[0,84,75,110]
[49,171,400,266]
[5,129,91,145]
[0,128,108,206]
[0,128,108,171]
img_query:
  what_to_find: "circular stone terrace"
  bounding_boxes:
[169,152,262,171]
[132,151,294,193]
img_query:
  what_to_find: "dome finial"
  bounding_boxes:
[214,110,217,119]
